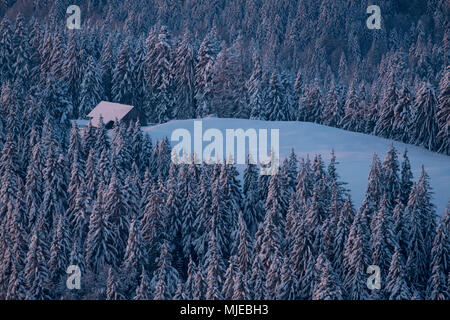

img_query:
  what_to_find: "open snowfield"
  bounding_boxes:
[142,118,450,215]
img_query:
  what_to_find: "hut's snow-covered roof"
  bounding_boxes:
[87,101,134,127]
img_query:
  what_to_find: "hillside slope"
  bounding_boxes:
[143,118,450,214]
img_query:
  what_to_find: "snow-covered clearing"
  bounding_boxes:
[142,118,450,215]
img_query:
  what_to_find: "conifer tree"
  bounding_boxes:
[86,183,117,273]
[386,245,412,300]
[134,267,152,300]
[153,241,179,300]
[436,66,449,155]
[264,71,287,121]
[371,195,397,277]
[24,224,51,300]
[411,82,438,150]
[173,30,196,119]
[104,171,130,263]
[392,84,413,143]
[400,149,414,206]
[312,253,343,300]
[426,207,449,300]
[405,167,437,292]
[343,209,371,300]
[382,145,401,208]
[112,38,134,105]
[249,255,265,300]
[48,212,71,285]
[248,53,264,120]
[204,228,224,300]
[79,56,103,117]
[106,267,124,300]
[374,75,399,138]
[221,256,237,299]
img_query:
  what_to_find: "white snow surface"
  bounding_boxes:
[142,118,450,215]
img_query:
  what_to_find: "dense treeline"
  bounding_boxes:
[0,1,448,155]
[0,112,448,299]
[0,1,448,300]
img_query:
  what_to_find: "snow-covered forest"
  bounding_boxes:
[0,0,448,300]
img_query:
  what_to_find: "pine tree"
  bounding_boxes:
[141,181,167,267]
[235,212,253,279]
[265,173,288,233]
[232,260,250,300]
[248,52,264,120]
[221,256,237,299]
[382,145,401,208]
[193,165,212,258]
[24,223,50,300]
[112,38,134,105]
[264,71,288,121]
[436,66,450,155]
[249,254,265,300]
[67,121,83,164]
[333,196,355,277]
[374,75,399,138]
[276,253,298,300]
[312,253,343,300]
[106,267,124,300]
[426,207,449,300]
[79,56,103,117]
[322,81,342,127]
[302,81,323,123]
[204,227,225,300]
[242,158,264,235]
[207,164,234,260]
[393,199,408,260]
[371,195,397,279]
[131,40,147,122]
[150,27,174,124]
[172,30,196,119]
[340,83,362,132]
[192,263,206,300]
[405,167,437,292]
[104,171,130,263]
[0,18,14,84]
[195,27,219,118]
[392,83,413,143]
[295,156,313,208]
[85,183,117,273]
[153,240,179,300]
[183,257,196,299]
[134,267,152,300]
[63,34,82,117]
[363,154,384,229]
[258,208,282,273]
[122,217,147,295]
[343,208,371,300]
[400,149,414,206]
[411,82,439,150]
[386,244,412,300]
[173,279,186,300]
[48,213,71,285]
[5,196,28,300]
[264,249,281,299]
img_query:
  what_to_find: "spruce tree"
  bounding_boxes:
[436,66,450,155]
[152,241,179,300]
[386,244,412,300]
[426,207,449,300]
[312,253,343,300]
[79,56,103,117]
[411,82,438,150]
[400,149,414,206]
